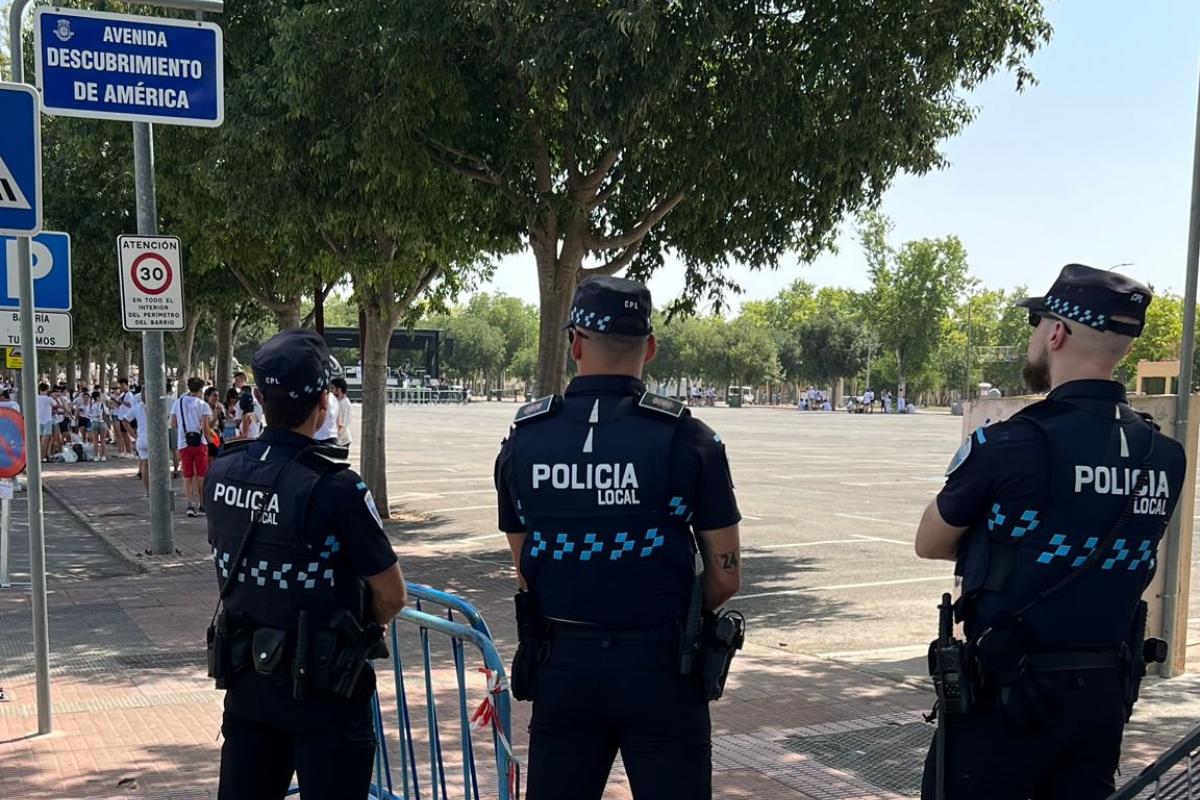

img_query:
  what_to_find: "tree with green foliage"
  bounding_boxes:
[862,213,971,394]
[1119,292,1183,387]
[402,0,1051,393]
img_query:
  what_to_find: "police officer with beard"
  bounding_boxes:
[916,264,1187,800]
[205,329,407,800]
[495,276,743,800]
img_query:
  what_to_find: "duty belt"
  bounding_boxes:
[1026,649,1121,672]
[547,619,677,643]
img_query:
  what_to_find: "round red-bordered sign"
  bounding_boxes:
[0,408,27,479]
[130,252,174,296]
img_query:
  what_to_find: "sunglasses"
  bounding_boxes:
[1028,310,1072,335]
[567,328,590,344]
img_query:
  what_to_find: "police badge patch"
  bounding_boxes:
[363,489,385,528]
[945,435,975,476]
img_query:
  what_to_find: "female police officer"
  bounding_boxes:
[205,329,407,799]
[495,276,743,800]
[916,265,1187,799]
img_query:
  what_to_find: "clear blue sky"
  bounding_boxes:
[482,0,1200,311]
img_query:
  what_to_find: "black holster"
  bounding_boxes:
[698,610,745,701]
[511,591,544,702]
[1122,600,1167,721]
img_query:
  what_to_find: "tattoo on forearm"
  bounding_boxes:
[717,552,739,573]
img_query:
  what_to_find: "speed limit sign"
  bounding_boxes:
[117,235,185,331]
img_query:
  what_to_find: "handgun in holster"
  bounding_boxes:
[1123,600,1168,720]
[328,610,387,699]
[512,590,544,702]
[699,609,746,701]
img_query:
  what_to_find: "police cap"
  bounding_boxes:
[1017,263,1151,338]
[251,329,332,401]
[564,276,653,336]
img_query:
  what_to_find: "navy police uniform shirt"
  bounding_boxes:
[496,375,741,535]
[206,427,398,629]
[494,375,740,625]
[938,379,1187,646]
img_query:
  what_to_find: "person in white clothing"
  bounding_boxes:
[331,377,352,447]
[132,393,149,494]
[315,387,340,443]
[170,378,214,517]
[237,394,262,440]
[0,389,20,413]
[87,391,108,461]
[36,383,54,461]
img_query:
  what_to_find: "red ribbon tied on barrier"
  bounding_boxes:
[472,667,520,798]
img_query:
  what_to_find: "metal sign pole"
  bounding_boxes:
[132,123,175,555]
[1163,65,1200,679]
[0,495,10,588]
[16,237,51,732]
[7,0,52,735]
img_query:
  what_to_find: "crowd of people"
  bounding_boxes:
[1,369,355,518]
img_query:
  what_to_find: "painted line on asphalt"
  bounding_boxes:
[386,476,491,485]
[837,513,912,527]
[751,538,898,551]
[739,575,949,600]
[852,534,913,546]
[395,489,494,501]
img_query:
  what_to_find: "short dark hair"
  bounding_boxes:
[330,377,348,393]
[586,331,649,359]
[238,393,256,413]
[38,383,49,392]
[233,371,247,380]
[187,377,204,393]
[261,393,319,430]
[118,377,129,386]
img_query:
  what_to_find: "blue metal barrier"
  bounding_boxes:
[286,584,518,799]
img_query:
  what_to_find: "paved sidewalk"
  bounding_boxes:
[0,460,1194,799]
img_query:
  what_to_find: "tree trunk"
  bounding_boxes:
[896,349,907,397]
[119,341,132,381]
[81,347,92,385]
[173,308,204,392]
[533,244,579,396]
[215,306,235,392]
[65,361,76,390]
[358,288,399,517]
[275,301,302,331]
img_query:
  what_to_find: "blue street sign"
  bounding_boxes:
[0,232,71,311]
[34,7,224,128]
[0,83,42,237]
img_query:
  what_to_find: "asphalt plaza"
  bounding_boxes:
[371,400,1200,683]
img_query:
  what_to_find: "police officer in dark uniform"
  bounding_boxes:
[495,276,743,800]
[205,329,408,800]
[916,264,1187,800]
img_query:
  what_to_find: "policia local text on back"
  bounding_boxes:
[917,264,1187,800]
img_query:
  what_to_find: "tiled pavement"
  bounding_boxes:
[0,459,1195,799]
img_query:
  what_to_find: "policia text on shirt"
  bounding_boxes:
[916,264,1187,800]
[496,277,745,800]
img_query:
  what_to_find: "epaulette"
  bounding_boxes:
[217,439,253,457]
[1134,410,1161,431]
[637,391,688,419]
[514,395,560,425]
[308,442,351,468]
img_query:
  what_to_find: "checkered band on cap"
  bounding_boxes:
[1044,294,1107,330]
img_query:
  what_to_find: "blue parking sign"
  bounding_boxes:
[0,232,72,311]
[34,7,224,128]
[0,83,42,236]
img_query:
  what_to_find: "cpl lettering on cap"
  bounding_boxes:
[1130,292,1146,304]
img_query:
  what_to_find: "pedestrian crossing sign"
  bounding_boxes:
[0,83,42,237]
